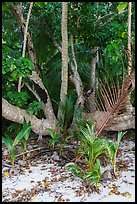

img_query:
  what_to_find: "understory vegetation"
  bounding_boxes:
[2,2,135,188]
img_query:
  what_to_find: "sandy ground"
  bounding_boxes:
[2,138,135,202]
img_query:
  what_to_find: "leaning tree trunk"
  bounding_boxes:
[57,2,68,120]
[2,98,57,135]
[2,4,57,136]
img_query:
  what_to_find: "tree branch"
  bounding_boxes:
[70,35,84,108]
[2,98,57,135]
[9,4,37,71]
[94,12,115,24]
[9,4,56,121]
[25,83,47,118]
[95,9,128,28]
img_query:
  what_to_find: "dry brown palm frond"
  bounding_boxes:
[94,72,135,136]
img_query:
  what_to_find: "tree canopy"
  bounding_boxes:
[2,2,135,137]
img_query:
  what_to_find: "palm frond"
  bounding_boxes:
[95,72,135,136]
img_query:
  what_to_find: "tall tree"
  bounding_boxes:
[126,2,133,113]
[127,2,132,75]
[58,2,68,119]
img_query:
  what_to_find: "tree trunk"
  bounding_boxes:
[69,35,84,127]
[127,2,132,76]
[9,4,56,121]
[9,4,38,72]
[2,98,57,135]
[88,47,99,113]
[58,2,68,119]
[126,2,133,113]
[82,109,135,132]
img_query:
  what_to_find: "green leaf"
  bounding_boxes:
[20,92,30,101]
[86,123,94,136]
[80,123,95,145]
[27,110,34,115]
[2,68,6,74]
[121,32,126,38]
[11,71,18,79]
[27,101,43,116]
[35,2,45,8]
[94,159,101,172]
[117,2,128,14]
[22,119,31,141]
[83,160,101,187]
[12,124,31,147]
[28,62,34,70]
[49,134,61,146]
[112,42,118,49]
[66,164,84,178]
[93,140,104,159]
[2,39,6,44]
[2,2,11,11]
[2,135,13,150]
[117,131,126,145]
[104,139,115,159]
[48,128,56,139]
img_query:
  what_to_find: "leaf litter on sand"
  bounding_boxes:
[2,137,135,202]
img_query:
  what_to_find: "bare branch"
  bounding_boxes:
[94,12,115,24]
[9,4,37,70]
[96,9,128,28]
[25,83,40,102]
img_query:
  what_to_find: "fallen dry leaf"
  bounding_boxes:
[4,171,9,177]
[76,189,85,196]
[108,184,117,190]
[31,196,36,200]
[109,189,121,195]
[121,192,132,198]
[43,181,51,188]
[57,196,63,202]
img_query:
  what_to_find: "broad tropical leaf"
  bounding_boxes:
[12,124,31,147]
[2,135,13,150]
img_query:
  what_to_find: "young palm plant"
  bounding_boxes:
[21,119,31,159]
[67,121,105,187]
[69,72,134,186]
[74,72,134,163]
[2,119,31,165]
[103,131,126,176]
[77,122,105,171]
